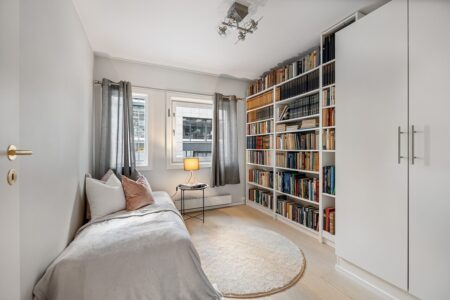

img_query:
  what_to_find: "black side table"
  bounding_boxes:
[176,184,208,223]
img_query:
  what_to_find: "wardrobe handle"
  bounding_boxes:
[398,126,406,164]
[411,125,416,165]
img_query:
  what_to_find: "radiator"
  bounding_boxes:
[174,194,232,211]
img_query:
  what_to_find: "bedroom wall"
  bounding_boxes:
[19,0,93,299]
[93,55,248,204]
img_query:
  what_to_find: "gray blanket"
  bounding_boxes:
[33,191,222,300]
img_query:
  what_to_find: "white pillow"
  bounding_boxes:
[86,174,126,220]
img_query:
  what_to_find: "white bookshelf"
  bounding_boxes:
[245,12,363,247]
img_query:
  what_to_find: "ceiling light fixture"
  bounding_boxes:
[217,2,262,43]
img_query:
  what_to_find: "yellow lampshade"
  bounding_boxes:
[184,158,200,171]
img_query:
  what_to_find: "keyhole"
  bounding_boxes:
[7,169,17,185]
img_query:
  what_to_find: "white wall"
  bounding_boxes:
[94,56,248,204]
[19,0,93,299]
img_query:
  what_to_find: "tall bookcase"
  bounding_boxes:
[245,12,363,247]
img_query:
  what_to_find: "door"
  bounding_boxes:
[0,0,20,298]
[409,0,450,298]
[335,0,409,290]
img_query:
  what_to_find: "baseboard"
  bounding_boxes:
[335,257,418,300]
[173,195,243,213]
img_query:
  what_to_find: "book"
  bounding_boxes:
[276,196,320,231]
[323,165,335,195]
[276,131,319,150]
[276,93,319,121]
[247,90,273,111]
[322,128,335,150]
[248,150,271,166]
[247,120,273,135]
[323,86,335,106]
[301,119,318,128]
[275,172,319,202]
[248,169,273,188]
[249,188,273,209]
[276,151,319,171]
[322,107,335,127]
[247,106,273,123]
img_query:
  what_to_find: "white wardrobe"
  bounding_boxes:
[336,0,450,299]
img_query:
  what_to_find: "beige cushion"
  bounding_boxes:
[122,175,154,211]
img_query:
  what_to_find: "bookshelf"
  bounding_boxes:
[245,12,363,247]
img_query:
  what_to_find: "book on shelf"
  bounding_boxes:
[247,90,273,111]
[323,207,336,234]
[323,86,336,106]
[278,70,319,101]
[322,128,335,150]
[322,33,335,64]
[247,135,272,150]
[323,165,335,195]
[323,62,335,86]
[277,196,319,231]
[276,151,319,172]
[322,107,335,127]
[301,119,318,129]
[247,106,273,123]
[248,188,273,209]
[248,169,273,188]
[248,150,271,166]
[247,47,320,96]
[276,131,319,150]
[247,119,273,135]
[275,172,319,202]
[277,93,319,121]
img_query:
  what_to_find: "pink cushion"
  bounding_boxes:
[122,176,154,211]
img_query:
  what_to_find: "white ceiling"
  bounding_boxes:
[72,0,388,80]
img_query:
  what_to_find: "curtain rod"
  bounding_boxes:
[93,80,244,101]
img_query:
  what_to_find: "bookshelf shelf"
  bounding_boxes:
[276,114,320,124]
[246,199,273,215]
[247,181,273,191]
[276,127,319,134]
[275,88,320,106]
[245,13,359,247]
[275,166,319,175]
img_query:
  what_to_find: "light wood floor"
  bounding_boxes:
[186,205,382,300]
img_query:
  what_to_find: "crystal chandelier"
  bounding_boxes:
[217,2,262,42]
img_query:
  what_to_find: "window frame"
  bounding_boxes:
[165,91,214,169]
[132,87,154,171]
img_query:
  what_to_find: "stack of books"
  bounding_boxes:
[322,129,335,150]
[323,207,336,235]
[323,165,335,195]
[277,93,319,121]
[323,62,335,86]
[247,119,272,135]
[248,150,271,166]
[248,189,273,209]
[323,86,335,106]
[276,132,318,150]
[322,107,335,127]
[277,196,319,231]
[248,169,273,188]
[247,106,273,123]
[322,33,335,63]
[276,151,319,172]
[276,70,319,101]
[247,90,272,110]
[247,135,272,150]
[275,172,319,202]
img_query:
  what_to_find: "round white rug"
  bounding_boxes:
[193,226,305,298]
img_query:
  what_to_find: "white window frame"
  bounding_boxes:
[132,87,154,171]
[166,91,213,169]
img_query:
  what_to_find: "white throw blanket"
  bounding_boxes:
[33,191,222,300]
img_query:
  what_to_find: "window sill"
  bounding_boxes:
[137,165,153,172]
[166,162,211,170]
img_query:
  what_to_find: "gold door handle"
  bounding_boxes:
[7,145,33,161]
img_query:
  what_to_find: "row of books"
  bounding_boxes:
[247,90,272,111]
[323,62,335,86]
[248,150,271,166]
[247,106,273,123]
[248,188,273,209]
[276,69,320,101]
[247,48,320,96]
[275,172,320,202]
[276,197,320,231]
[247,119,273,135]
[276,151,319,172]
[322,107,335,127]
[322,33,335,64]
[248,169,273,188]
[323,129,335,150]
[277,93,320,121]
[323,165,335,195]
[247,136,272,150]
[276,119,318,132]
[276,132,319,150]
[323,86,336,106]
[323,207,336,235]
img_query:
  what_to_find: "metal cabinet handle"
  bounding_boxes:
[7,145,33,161]
[411,125,416,165]
[398,126,406,164]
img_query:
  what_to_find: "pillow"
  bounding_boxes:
[86,173,126,220]
[122,175,154,211]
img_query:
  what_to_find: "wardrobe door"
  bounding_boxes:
[409,0,450,298]
[335,0,408,290]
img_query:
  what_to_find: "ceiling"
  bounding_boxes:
[72,0,388,80]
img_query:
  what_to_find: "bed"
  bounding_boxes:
[33,191,222,300]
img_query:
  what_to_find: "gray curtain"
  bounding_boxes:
[95,78,137,179]
[211,93,240,187]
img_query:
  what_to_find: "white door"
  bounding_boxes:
[335,0,409,290]
[409,0,450,298]
[0,0,20,298]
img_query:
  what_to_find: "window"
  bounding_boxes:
[166,92,213,168]
[131,90,152,169]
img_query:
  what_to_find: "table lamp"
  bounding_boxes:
[183,157,200,186]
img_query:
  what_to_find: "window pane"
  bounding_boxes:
[132,96,148,166]
[173,101,212,163]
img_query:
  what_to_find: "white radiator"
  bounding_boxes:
[174,194,232,211]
